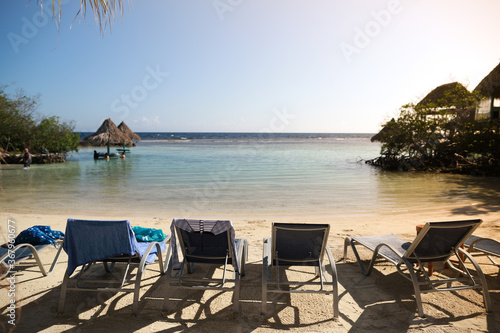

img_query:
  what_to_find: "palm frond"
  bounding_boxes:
[38,0,125,35]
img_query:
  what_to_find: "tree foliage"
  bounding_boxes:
[0,88,79,155]
[368,87,500,175]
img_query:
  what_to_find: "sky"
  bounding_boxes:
[1,0,500,133]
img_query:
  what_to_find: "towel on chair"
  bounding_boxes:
[14,225,64,247]
[63,219,165,275]
[132,226,167,242]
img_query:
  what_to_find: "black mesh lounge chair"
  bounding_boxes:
[343,219,491,317]
[58,219,170,315]
[262,223,339,319]
[465,235,500,269]
[0,240,64,279]
[164,219,248,312]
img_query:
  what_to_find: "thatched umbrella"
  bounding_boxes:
[474,62,500,98]
[82,118,132,147]
[118,121,141,142]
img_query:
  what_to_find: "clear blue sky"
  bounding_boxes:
[1,0,500,133]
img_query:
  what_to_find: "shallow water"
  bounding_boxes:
[2,134,500,219]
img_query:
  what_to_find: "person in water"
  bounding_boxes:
[21,148,32,168]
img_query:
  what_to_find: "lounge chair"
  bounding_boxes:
[1,240,64,279]
[163,219,248,312]
[343,219,491,317]
[58,219,170,315]
[262,223,339,319]
[465,235,500,269]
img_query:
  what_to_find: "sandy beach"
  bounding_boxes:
[1,204,500,333]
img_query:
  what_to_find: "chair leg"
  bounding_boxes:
[233,270,241,312]
[58,272,70,313]
[402,257,425,317]
[133,265,145,315]
[325,247,339,319]
[262,238,271,314]
[460,248,492,312]
[47,244,65,276]
[163,256,174,311]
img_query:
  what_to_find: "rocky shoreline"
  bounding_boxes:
[0,153,66,164]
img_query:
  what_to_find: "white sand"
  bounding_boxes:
[1,204,500,332]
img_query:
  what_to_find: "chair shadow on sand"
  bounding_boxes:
[161,260,337,332]
[7,259,344,332]
[6,252,500,332]
[2,260,165,332]
[337,254,500,332]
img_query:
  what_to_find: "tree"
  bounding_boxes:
[0,87,79,157]
[368,85,500,175]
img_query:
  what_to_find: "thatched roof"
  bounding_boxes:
[371,118,398,142]
[416,82,473,111]
[118,121,141,141]
[474,62,500,98]
[82,118,132,146]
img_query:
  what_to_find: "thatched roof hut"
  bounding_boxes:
[371,118,398,142]
[416,82,473,112]
[473,62,500,120]
[118,121,141,142]
[474,62,500,98]
[82,118,132,146]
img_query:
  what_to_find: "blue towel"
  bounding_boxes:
[63,219,165,276]
[14,225,64,247]
[132,226,167,242]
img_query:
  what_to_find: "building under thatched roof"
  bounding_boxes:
[118,121,141,142]
[474,62,500,98]
[474,62,500,120]
[82,118,133,146]
[416,82,474,112]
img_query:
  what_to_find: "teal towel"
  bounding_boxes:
[132,226,167,242]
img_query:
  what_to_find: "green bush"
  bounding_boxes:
[0,88,79,155]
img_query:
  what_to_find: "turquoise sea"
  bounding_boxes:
[2,133,500,219]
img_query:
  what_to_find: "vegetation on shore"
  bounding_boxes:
[0,87,80,163]
[367,84,500,176]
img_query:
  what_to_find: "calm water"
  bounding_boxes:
[2,133,500,219]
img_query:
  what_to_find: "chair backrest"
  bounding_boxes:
[171,219,238,265]
[272,223,330,266]
[404,219,482,263]
[176,227,232,264]
[63,219,138,275]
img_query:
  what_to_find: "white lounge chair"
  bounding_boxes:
[58,219,170,315]
[465,235,500,269]
[1,240,64,279]
[343,219,491,317]
[164,219,248,312]
[262,223,339,319]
